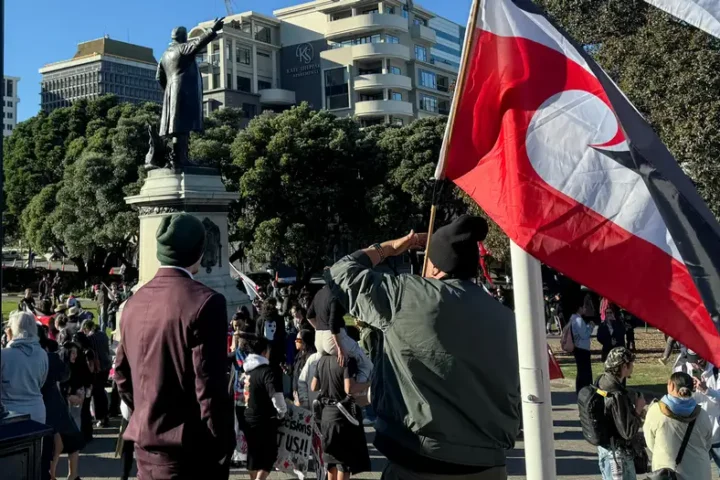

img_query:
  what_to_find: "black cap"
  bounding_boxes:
[428,215,489,279]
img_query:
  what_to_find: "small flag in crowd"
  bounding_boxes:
[439,0,720,365]
[548,346,564,380]
[644,0,720,39]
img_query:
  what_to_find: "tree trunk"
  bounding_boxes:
[71,257,87,277]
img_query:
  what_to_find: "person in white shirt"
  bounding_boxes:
[673,350,720,473]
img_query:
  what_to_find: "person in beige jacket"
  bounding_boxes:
[644,371,713,480]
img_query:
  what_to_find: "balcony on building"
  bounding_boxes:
[259,88,296,106]
[351,43,410,62]
[410,24,436,43]
[325,12,409,40]
[354,73,412,92]
[355,99,414,117]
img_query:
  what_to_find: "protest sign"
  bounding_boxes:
[275,403,317,479]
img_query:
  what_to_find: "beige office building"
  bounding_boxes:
[190,12,296,121]
[3,76,20,136]
[274,0,459,126]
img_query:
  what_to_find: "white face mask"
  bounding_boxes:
[264,320,277,341]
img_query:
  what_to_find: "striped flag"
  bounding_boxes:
[440,0,720,365]
[644,0,720,39]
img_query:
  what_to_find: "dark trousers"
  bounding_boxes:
[121,418,135,480]
[573,347,592,394]
[41,434,54,480]
[92,370,110,421]
[135,446,230,480]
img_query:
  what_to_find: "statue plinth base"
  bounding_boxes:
[123,169,250,327]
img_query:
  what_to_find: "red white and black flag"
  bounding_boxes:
[441,0,720,365]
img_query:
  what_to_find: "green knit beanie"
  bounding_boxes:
[156,213,206,267]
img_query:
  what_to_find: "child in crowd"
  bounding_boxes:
[244,337,287,480]
[312,353,370,480]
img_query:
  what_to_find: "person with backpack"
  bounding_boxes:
[644,371,713,480]
[578,347,645,480]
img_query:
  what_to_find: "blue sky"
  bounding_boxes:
[6,0,472,121]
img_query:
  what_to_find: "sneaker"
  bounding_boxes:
[336,396,360,426]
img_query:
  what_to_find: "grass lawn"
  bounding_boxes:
[2,298,99,322]
[550,328,674,397]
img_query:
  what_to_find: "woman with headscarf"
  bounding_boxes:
[1,311,48,423]
[60,339,94,443]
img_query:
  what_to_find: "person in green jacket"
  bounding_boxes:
[326,215,520,480]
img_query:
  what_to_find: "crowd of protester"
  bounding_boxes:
[1,271,132,480]
[7,211,720,480]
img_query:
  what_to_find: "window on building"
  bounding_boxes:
[227,73,232,90]
[358,63,382,75]
[362,7,378,14]
[385,35,399,44]
[258,80,272,90]
[237,76,252,92]
[414,17,427,26]
[387,6,396,14]
[211,41,220,65]
[389,66,402,75]
[420,94,438,112]
[330,10,352,21]
[254,24,272,43]
[358,93,383,102]
[242,103,257,119]
[402,5,409,18]
[242,22,252,34]
[6,79,13,97]
[419,70,437,89]
[236,45,251,65]
[438,99,450,115]
[212,72,220,89]
[438,75,452,93]
[390,116,404,126]
[324,67,349,110]
[226,44,232,62]
[415,45,427,62]
[360,117,384,128]
[390,91,403,101]
[7,124,12,131]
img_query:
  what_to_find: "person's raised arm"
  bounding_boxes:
[326,231,426,332]
[184,17,224,56]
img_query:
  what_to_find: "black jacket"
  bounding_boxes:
[596,320,626,361]
[597,373,642,447]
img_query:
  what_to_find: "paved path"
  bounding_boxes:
[57,380,601,480]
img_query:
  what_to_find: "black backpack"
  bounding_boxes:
[577,384,614,446]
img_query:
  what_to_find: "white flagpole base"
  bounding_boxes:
[510,241,557,479]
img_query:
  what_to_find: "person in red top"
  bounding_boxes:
[115,213,234,479]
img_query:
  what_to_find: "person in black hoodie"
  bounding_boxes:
[596,307,626,362]
[244,337,287,480]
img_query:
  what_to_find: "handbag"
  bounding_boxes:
[645,419,696,480]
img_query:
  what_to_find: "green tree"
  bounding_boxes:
[231,103,376,280]
[372,117,511,261]
[537,0,720,216]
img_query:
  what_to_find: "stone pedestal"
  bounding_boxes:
[124,168,251,321]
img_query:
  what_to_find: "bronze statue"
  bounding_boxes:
[152,17,224,169]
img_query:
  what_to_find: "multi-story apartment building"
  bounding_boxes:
[39,36,163,113]
[192,1,461,125]
[2,76,20,136]
[190,12,296,123]
[274,0,460,126]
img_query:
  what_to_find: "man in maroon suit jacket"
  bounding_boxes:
[115,213,234,479]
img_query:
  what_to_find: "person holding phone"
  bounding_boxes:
[673,350,720,474]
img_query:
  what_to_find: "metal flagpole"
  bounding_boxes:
[510,241,557,479]
[421,0,480,276]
